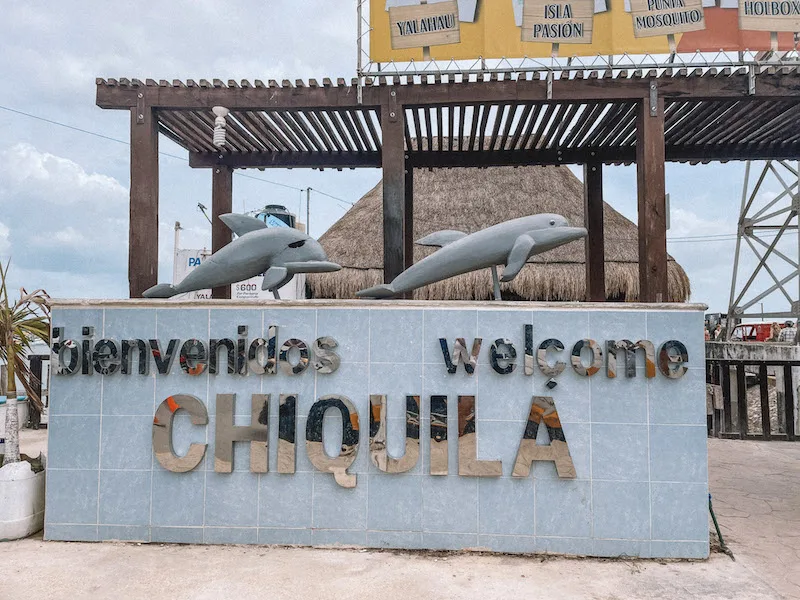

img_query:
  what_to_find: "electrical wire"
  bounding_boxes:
[0,104,354,205]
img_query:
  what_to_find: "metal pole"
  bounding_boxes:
[796,159,800,343]
[490,267,502,301]
[357,0,363,105]
[727,161,751,339]
[306,187,311,236]
[173,221,182,285]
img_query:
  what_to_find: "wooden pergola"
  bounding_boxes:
[96,68,800,301]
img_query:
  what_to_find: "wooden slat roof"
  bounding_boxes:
[97,68,800,168]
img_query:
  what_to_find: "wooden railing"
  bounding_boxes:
[706,342,799,441]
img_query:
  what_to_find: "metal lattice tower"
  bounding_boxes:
[727,161,800,334]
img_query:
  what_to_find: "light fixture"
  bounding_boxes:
[212,106,229,148]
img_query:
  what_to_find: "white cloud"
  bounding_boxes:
[0,221,9,254]
[0,143,126,208]
[0,143,129,294]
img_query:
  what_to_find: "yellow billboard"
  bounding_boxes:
[370,0,800,62]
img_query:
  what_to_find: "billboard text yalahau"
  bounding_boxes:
[371,0,800,62]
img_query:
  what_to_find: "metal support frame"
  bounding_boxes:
[727,160,800,330]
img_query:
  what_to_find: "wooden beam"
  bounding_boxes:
[211,166,233,299]
[405,167,414,271]
[636,96,668,303]
[97,74,800,112]
[129,106,159,298]
[382,100,406,284]
[189,151,381,169]
[584,162,605,301]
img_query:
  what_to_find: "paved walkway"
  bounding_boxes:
[0,431,795,599]
[708,438,800,599]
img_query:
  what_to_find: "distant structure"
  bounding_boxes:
[308,166,691,301]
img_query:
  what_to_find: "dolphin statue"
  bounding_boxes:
[357,214,587,299]
[143,213,340,299]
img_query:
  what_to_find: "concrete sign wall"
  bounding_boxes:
[44,300,708,558]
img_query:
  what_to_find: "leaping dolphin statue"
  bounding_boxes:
[143,213,340,299]
[357,214,587,299]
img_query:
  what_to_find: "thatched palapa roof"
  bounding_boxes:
[308,165,690,302]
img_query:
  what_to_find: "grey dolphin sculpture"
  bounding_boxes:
[357,214,587,299]
[143,213,340,299]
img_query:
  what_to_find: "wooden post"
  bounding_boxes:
[211,166,233,299]
[381,98,406,284]
[129,106,159,298]
[636,94,668,303]
[404,166,414,271]
[584,161,605,301]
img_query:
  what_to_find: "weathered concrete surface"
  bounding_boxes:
[0,431,794,599]
[706,341,800,362]
[0,538,781,600]
[708,438,800,599]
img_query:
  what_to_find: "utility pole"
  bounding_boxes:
[306,187,311,236]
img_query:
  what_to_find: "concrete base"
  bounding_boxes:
[0,461,46,541]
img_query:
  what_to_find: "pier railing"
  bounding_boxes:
[705,342,799,441]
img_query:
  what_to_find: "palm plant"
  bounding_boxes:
[0,261,49,466]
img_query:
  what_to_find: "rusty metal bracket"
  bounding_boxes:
[649,81,658,117]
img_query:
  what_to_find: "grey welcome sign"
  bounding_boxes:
[45,300,708,558]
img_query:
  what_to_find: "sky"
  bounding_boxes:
[0,0,796,315]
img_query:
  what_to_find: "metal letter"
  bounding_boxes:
[429,395,448,475]
[93,339,120,375]
[248,338,268,375]
[570,339,603,377]
[658,340,689,379]
[369,394,420,473]
[55,337,80,376]
[606,340,656,378]
[312,336,340,374]
[266,325,278,374]
[179,339,207,376]
[237,325,248,375]
[152,394,208,473]
[279,338,309,375]
[121,339,150,375]
[150,339,179,375]
[278,393,297,473]
[524,324,534,376]
[306,395,360,487]
[440,338,482,375]
[457,395,502,477]
[489,339,516,375]
[512,396,576,479]
[537,338,566,376]
[214,393,269,473]
[81,326,94,375]
[209,338,236,375]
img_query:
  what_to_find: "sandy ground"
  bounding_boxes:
[0,430,796,600]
